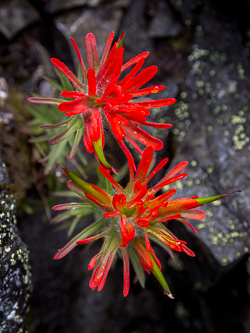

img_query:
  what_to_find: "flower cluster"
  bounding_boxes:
[28,29,237,297]
[53,146,232,297]
[28,31,175,171]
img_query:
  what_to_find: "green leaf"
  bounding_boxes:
[69,127,85,161]
[29,133,55,143]
[51,190,81,198]
[196,194,224,205]
[93,135,113,169]
[51,209,83,223]
[77,62,83,83]
[148,252,174,298]
[54,217,106,259]
[44,76,64,92]
[44,139,68,174]
[49,116,81,145]
[66,169,111,205]
[127,246,145,288]
[53,202,92,210]
[75,147,88,166]
[55,67,73,91]
[68,215,81,236]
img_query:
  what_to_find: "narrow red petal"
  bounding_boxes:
[180,209,206,220]
[182,244,196,257]
[133,239,153,269]
[121,248,130,297]
[61,91,83,98]
[123,66,158,93]
[152,173,188,193]
[123,124,164,151]
[99,166,125,194]
[85,33,99,69]
[119,58,145,86]
[135,146,153,183]
[100,32,115,67]
[83,109,102,146]
[97,47,124,91]
[164,161,188,181]
[70,37,87,83]
[84,128,94,153]
[58,99,90,113]
[146,158,169,183]
[89,261,103,289]
[88,252,101,270]
[136,218,150,227]
[120,217,135,247]
[129,184,148,204]
[97,251,117,291]
[135,98,176,108]
[176,217,199,234]
[85,194,113,211]
[76,232,106,245]
[87,68,97,96]
[117,139,136,175]
[130,85,165,97]
[51,58,84,92]
[144,231,152,253]
[123,133,144,155]
[142,121,172,129]
[121,52,149,72]
[113,193,127,211]
[103,211,119,218]
[104,110,125,141]
[152,213,182,223]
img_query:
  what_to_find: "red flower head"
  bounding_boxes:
[28,30,176,170]
[53,147,236,297]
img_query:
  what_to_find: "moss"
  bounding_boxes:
[0,89,32,205]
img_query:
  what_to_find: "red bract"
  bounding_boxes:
[28,31,176,170]
[53,146,234,297]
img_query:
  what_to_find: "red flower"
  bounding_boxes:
[53,146,235,297]
[28,31,176,170]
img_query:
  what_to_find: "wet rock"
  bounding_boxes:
[0,154,32,333]
[45,0,104,14]
[166,0,250,269]
[0,0,39,40]
[119,0,154,57]
[54,4,123,70]
[149,0,183,38]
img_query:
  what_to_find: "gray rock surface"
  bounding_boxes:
[0,155,32,333]
[0,0,39,40]
[54,4,123,70]
[149,0,183,38]
[164,0,250,269]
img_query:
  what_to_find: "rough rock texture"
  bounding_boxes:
[0,0,250,332]
[0,0,39,40]
[0,155,32,333]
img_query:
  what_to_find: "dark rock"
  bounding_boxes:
[119,0,154,57]
[0,154,32,333]
[163,0,250,271]
[45,0,105,14]
[54,5,123,70]
[0,0,39,40]
[149,0,183,38]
